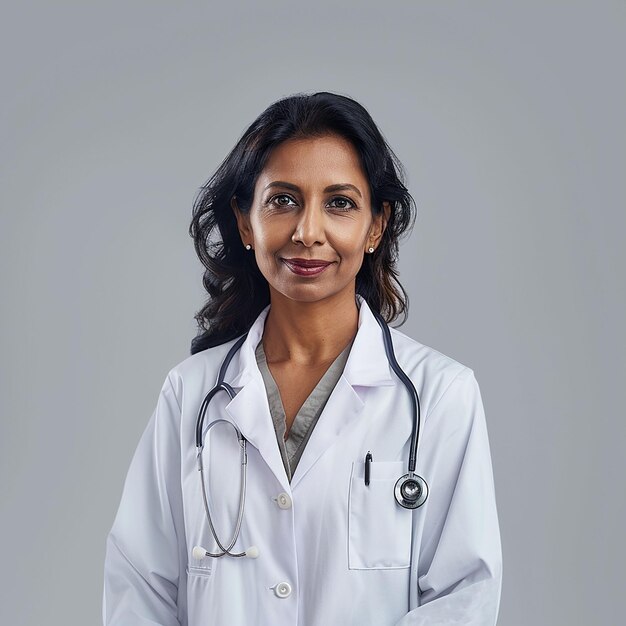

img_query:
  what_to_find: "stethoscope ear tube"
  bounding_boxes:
[197,418,250,558]
[194,332,251,558]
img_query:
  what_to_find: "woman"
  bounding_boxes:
[103,91,502,625]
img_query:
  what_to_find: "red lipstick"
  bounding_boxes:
[282,258,332,276]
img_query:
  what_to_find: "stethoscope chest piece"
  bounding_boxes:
[394,472,429,509]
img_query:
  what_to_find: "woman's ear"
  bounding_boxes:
[368,201,392,248]
[231,196,253,245]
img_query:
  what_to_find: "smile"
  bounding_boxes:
[281,258,332,276]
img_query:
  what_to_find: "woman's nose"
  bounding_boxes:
[292,205,326,247]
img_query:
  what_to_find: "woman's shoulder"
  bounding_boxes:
[387,326,478,410]
[389,325,472,374]
[380,327,488,435]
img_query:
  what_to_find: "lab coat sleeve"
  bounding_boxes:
[102,373,186,626]
[394,368,503,626]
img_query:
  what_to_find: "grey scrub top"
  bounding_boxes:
[255,338,353,482]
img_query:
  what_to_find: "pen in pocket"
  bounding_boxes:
[364,451,372,486]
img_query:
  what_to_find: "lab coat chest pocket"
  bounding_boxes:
[348,460,412,570]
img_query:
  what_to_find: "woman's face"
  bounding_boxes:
[231,134,390,306]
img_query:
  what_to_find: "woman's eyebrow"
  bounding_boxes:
[264,181,362,199]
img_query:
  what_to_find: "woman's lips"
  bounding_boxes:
[282,258,332,276]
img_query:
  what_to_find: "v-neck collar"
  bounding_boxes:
[254,337,353,483]
[254,338,353,438]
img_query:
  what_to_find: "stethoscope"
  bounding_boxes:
[192,309,428,561]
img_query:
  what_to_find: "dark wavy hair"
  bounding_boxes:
[188,91,417,354]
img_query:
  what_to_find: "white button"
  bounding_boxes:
[274,581,292,598]
[275,492,292,509]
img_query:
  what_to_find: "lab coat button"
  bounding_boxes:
[276,492,292,509]
[274,581,292,598]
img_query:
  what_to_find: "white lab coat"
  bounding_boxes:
[103,295,502,625]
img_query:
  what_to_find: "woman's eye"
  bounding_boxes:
[267,194,355,210]
[269,194,297,207]
[328,196,355,210]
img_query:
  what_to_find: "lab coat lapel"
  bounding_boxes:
[224,377,291,493]
[289,296,396,489]
[288,376,364,490]
[220,305,292,493]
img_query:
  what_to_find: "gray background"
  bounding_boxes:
[1,1,624,624]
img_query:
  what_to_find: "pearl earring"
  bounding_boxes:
[245,244,252,250]
[368,247,375,253]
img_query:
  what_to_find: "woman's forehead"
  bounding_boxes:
[257,135,369,192]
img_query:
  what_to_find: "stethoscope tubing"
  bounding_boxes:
[370,310,421,474]
[195,333,248,557]
[197,419,249,557]
[195,333,247,448]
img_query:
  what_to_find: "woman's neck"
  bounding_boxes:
[262,290,359,367]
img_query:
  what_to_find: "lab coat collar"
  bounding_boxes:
[223,294,396,491]
[227,293,395,390]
